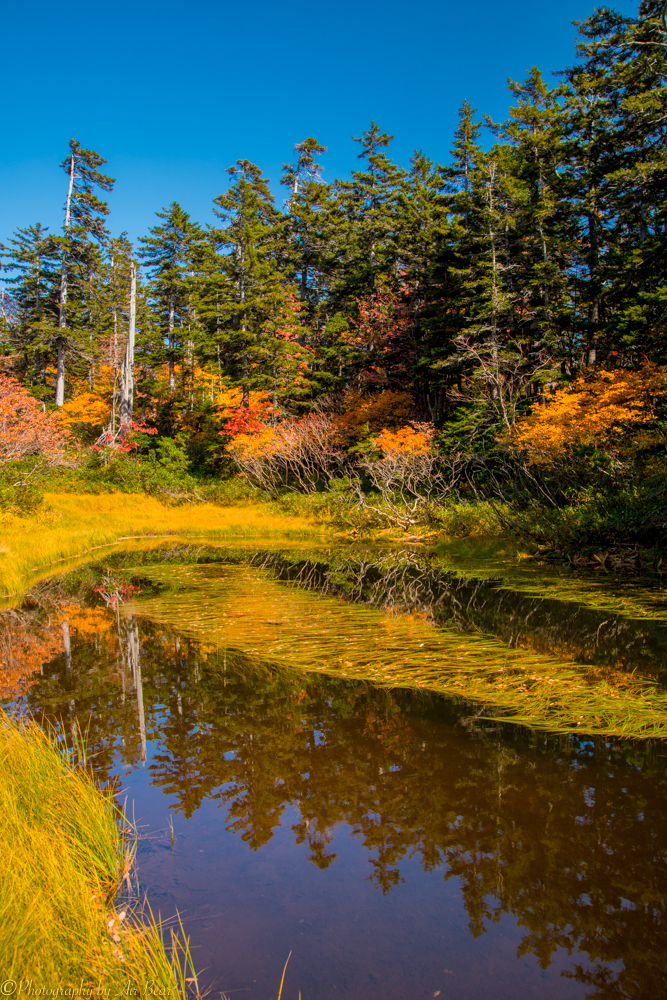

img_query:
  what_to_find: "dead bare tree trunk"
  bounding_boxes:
[120,262,136,433]
[56,155,75,407]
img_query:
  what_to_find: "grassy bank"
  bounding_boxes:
[0,713,196,990]
[0,492,324,597]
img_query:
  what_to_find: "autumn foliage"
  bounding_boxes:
[335,390,414,443]
[60,391,110,429]
[512,365,667,465]
[0,375,70,465]
[226,413,346,495]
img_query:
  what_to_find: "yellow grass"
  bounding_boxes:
[0,492,324,597]
[0,712,197,990]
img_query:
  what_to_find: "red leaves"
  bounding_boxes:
[0,375,70,465]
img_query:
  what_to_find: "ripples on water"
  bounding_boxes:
[4,541,667,999]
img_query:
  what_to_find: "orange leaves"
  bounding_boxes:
[60,391,110,428]
[373,425,433,457]
[226,426,278,461]
[61,605,115,635]
[512,365,667,464]
[0,617,63,700]
[0,375,70,465]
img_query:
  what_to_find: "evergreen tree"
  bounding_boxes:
[329,123,406,302]
[0,223,60,393]
[211,161,291,405]
[138,203,203,399]
[281,138,330,311]
[55,139,114,405]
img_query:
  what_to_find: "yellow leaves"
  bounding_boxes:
[226,426,278,460]
[60,391,110,428]
[512,365,667,464]
[214,387,272,418]
[374,425,432,456]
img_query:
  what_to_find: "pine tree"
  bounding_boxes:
[0,223,60,392]
[55,139,114,405]
[138,203,203,399]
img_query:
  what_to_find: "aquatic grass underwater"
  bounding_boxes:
[0,492,324,598]
[0,713,197,991]
[432,542,667,621]
[123,562,667,741]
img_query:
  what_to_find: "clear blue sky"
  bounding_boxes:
[1,0,638,247]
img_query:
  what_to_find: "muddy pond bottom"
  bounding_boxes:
[9,548,667,999]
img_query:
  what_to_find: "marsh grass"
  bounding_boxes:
[0,713,197,990]
[0,492,323,598]
[125,563,667,741]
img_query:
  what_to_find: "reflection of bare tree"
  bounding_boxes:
[121,618,146,765]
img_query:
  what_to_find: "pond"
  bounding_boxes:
[4,540,667,999]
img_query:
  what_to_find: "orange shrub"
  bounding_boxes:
[374,425,432,456]
[512,365,667,465]
[0,375,70,465]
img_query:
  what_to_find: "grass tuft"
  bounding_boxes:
[0,712,198,991]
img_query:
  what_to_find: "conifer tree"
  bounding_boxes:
[495,68,573,351]
[211,161,290,405]
[0,223,60,392]
[330,123,406,302]
[55,139,114,405]
[281,138,330,312]
[138,203,202,399]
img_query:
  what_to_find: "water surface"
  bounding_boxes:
[5,542,667,999]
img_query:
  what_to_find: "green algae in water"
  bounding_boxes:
[122,562,667,741]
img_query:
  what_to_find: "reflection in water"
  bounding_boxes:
[248,549,667,678]
[3,548,667,997]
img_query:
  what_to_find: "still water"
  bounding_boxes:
[4,541,667,999]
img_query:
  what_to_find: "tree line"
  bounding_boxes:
[2,2,665,418]
[1,1,666,548]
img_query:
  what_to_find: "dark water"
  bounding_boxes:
[6,543,667,999]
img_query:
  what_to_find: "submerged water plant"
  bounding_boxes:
[122,562,667,741]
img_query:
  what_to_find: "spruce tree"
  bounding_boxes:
[55,139,114,405]
[138,203,203,399]
[281,138,330,312]
[0,223,60,392]
[211,161,290,405]
[330,123,406,302]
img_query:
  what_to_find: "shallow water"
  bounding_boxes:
[5,541,667,998]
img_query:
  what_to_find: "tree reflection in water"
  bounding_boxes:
[3,551,667,998]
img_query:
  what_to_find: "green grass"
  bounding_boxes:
[0,713,198,991]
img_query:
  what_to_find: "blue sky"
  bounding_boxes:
[1,0,638,247]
